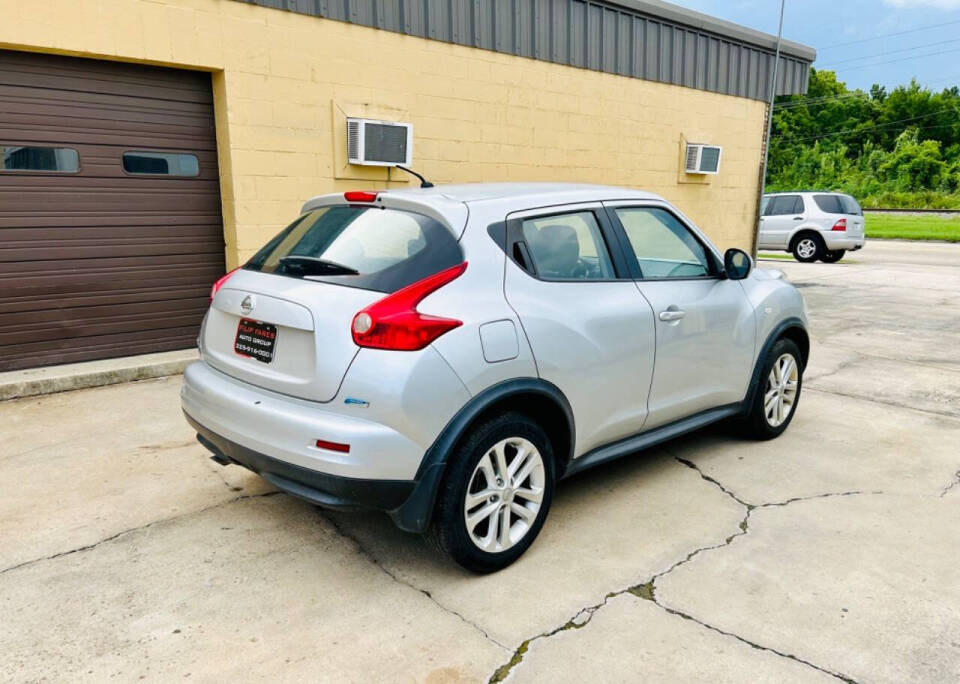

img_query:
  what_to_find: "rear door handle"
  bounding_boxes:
[793,216,803,220]
[659,309,686,322]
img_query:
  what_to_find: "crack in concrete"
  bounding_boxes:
[318,511,511,654]
[806,386,960,420]
[940,470,960,497]
[0,491,281,577]
[488,458,864,683]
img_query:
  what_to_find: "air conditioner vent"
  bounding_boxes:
[684,143,722,175]
[346,118,413,167]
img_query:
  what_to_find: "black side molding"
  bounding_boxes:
[563,403,742,478]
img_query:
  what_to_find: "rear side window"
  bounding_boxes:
[813,194,845,214]
[839,195,862,215]
[520,211,615,280]
[1,145,79,172]
[244,206,462,293]
[764,195,804,216]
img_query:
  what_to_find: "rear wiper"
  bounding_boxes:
[278,255,359,276]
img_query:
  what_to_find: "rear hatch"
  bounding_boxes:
[813,193,864,238]
[201,201,464,402]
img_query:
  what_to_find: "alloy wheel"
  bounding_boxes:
[796,238,817,260]
[764,353,799,427]
[463,437,545,553]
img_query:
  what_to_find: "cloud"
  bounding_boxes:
[883,0,960,8]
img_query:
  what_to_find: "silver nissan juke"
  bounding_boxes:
[181,183,808,573]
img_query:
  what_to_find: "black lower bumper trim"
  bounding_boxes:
[186,412,415,511]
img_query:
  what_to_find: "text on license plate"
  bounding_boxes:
[234,318,277,363]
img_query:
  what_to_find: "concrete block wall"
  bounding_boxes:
[0,0,767,267]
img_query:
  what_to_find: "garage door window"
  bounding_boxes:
[122,151,199,176]
[1,145,79,172]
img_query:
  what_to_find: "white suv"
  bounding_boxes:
[759,191,865,262]
[182,183,809,572]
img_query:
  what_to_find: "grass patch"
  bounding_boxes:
[757,253,795,260]
[865,213,960,242]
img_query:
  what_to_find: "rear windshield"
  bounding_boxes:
[840,195,862,215]
[244,205,463,293]
[813,194,845,214]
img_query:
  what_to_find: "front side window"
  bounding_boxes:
[1,145,79,172]
[520,211,615,280]
[615,207,712,279]
[764,195,804,216]
[122,151,199,176]
[814,194,845,214]
[245,205,462,293]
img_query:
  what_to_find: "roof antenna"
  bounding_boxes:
[395,165,434,188]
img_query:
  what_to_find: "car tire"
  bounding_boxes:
[739,338,804,440]
[791,234,823,263]
[427,412,555,573]
[819,249,845,263]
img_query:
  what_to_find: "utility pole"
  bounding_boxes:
[753,0,786,258]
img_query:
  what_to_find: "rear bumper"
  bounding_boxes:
[180,361,426,480]
[824,235,865,251]
[186,412,414,510]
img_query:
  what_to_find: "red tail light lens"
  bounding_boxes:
[315,439,350,453]
[210,268,238,302]
[344,191,379,203]
[352,263,467,351]
[831,218,847,231]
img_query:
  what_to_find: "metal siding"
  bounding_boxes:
[0,49,225,371]
[234,0,811,97]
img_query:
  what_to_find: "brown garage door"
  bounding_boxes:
[0,50,225,372]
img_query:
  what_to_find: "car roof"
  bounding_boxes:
[307,182,665,208]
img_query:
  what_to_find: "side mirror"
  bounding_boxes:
[724,248,752,280]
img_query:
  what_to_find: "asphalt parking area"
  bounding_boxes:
[2,240,958,682]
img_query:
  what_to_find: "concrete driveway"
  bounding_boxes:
[2,239,958,683]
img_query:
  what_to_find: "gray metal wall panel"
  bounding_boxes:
[233,0,812,98]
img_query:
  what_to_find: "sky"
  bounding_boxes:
[666,0,960,92]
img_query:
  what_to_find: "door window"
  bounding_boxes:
[122,151,199,176]
[764,195,803,216]
[520,211,615,280]
[614,207,713,279]
[1,145,79,172]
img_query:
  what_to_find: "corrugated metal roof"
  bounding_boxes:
[235,0,814,99]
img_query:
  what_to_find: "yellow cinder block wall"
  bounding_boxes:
[0,0,767,268]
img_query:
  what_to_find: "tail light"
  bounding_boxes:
[344,191,378,203]
[210,268,239,302]
[352,263,467,351]
[831,218,847,231]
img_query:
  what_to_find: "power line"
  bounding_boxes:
[774,76,960,110]
[820,36,960,68]
[780,107,957,142]
[816,19,960,52]
[823,46,960,73]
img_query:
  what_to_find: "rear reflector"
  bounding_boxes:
[344,191,378,203]
[831,218,847,231]
[352,262,467,351]
[315,439,351,453]
[210,268,239,302]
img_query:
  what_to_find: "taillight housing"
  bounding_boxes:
[352,263,467,351]
[831,218,847,231]
[344,191,378,203]
[210,268,238,302]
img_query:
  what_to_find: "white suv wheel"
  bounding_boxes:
[796,238,817,260]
